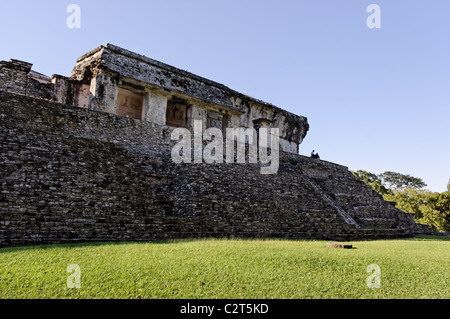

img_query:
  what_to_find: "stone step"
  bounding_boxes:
[356,217,397,228]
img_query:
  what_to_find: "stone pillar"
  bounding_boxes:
[143,91,168,125]
[51,75,74,105]
[89,73,118,114]
[188,105,207,131]
[227,114,241,129]
[76,84,91,109]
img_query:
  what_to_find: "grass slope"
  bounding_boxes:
[0,236,449,299]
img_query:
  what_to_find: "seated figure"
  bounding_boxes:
[311,150,320,159]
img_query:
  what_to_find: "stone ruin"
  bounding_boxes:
[0,44,430,247]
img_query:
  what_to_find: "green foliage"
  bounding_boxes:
[351,170,379,184]
[351,169,427,195]
[384,188,424,219]
[352,170,449,232]
[379,171,427,190]
[351,170,391,196]
[384,189,450,232]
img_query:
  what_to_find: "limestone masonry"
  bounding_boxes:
[0,44,430,247]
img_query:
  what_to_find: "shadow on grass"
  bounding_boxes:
[0,234,448,253]
[410,234,450,241]
[0,238,227,253]
[0,237,327,253]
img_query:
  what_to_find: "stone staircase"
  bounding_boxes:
[0,91,431,247]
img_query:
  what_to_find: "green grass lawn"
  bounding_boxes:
[0,236,449,299]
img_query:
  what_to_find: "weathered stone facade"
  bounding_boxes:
[0,45,430,247]
[1,44,308,154]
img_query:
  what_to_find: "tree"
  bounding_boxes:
[447,179,450,192]
[378,171,426,191]
[352,170,449,232]
[352,170,379,184]
[351,170,391,196]
[384,188,450,232]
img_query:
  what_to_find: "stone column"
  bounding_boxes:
[142,91,168,125]
[188,104,207,131]
[226,114,241,129]
[89,72,118,114]
[51,75,72,105]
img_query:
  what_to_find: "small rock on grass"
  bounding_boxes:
[326,243,353,249]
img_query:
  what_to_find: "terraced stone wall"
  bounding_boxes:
[0,91,429,247]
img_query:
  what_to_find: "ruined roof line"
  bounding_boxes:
[76,45,105,63]
[101,43,299,115]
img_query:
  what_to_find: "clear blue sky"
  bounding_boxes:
[1,0,449,192]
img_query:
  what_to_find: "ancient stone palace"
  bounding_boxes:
[0,44,430,247]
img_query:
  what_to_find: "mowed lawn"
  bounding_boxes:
[0,236,448,299]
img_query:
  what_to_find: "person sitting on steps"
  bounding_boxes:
[311,150,320,159]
